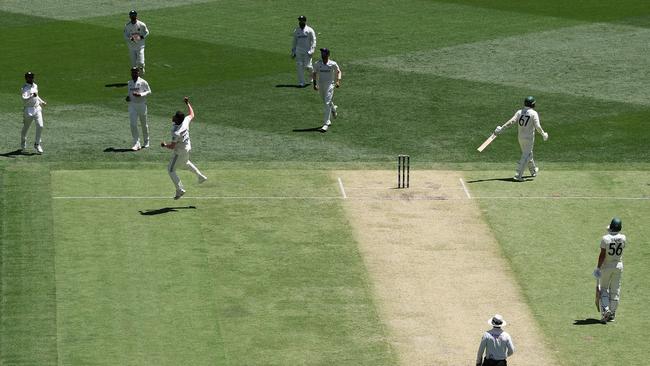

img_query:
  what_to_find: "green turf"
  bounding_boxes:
[465,170,650,366]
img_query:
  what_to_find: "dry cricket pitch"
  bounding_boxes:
[332,170,558,366]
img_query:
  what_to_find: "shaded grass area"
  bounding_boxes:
[49,169,396,365]
[467,170,650,366]
[0,165,58,365]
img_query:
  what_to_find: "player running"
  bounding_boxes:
[494,96,548,181]
[161,97,208,200]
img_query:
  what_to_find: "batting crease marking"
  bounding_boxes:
[459,178,471,199]
[337,177,348,199]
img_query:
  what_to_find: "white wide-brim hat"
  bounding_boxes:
[488,314,507,328]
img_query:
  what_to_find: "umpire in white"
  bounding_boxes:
[126,67,151,150]
[476,314,515,366]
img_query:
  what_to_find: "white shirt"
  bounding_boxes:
[127,77,151,104]
[314,59,341,86]
[600,232,626,269]
[171,116,193,151]
[476,328,515,364]
[22,82,45,116]
[124,20,149,49]
[292,25,316,55]
[504,107,544,140]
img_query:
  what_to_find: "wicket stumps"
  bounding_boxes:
[398,155,410,188]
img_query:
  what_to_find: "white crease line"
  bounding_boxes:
[459,178,471,199]
[473,196,650,200]
[337,177,348,199]
[52,196,341,200]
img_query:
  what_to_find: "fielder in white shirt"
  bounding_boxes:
[126,67,151,150]
[21,72,47,154]
[494,96,548,181]
[476,314,515,366]
[291,15,316,87]
[124,10,149,74]
[593,217,626,323]
[161,97,208,200]
[312,48,341,133]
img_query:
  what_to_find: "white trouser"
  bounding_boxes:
[295,52,313,85]
[516,137,537,177]
[22,109,44,148]
[319,83,335,125]
[600,266,622,314]
[129,47,145,73]
[168,147,203,191]
[128,103,149,145]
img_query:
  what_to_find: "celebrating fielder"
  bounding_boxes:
[20,72,47,154]
[291,15,316,87]
[593,217,627,323]
[124,10,149,75]
[494,96,548,181]
[161,97,208,200]
[312,48,341,133]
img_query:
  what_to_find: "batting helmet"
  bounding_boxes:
[129,10,138,17]
[524,96,536,107]
[298,15,307,21]
[608,217,622,232]
[320,48,330,56]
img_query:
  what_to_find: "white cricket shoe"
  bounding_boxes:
[332,105,338,119]
[530,167,539,177]
[198,174,207,184]
[35,145,43,154]
[143,141,150,148]
[131,142,141,151]
[513,175,524,182]
[174,188,186,200]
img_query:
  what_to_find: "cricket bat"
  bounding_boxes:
[477,133,497,152]
[595,280,601,312]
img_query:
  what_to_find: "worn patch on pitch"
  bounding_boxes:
[360,23,650,106]
[334,170,558,366]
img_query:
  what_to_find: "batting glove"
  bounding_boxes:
[494,126,503,135]
[592,268,601,279]
[543,132,549,141]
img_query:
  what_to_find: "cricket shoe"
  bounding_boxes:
[198,174,208,184]
[607,312,616,322]
[513,175,524,182]
[143,141,150,148]
[530,167,539,177]
[34,145,43,154]
[318,125,329,133]
[601,310,612,324]
[331,105,338,119]
[174,188,186,200]
[131,142,141,151]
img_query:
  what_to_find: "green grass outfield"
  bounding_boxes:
[1,0,650,365]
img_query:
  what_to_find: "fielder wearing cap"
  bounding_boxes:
[124,9,149,74]
[291,15,316,87]
[593,217,627,323]
[20,71,47,153]
[476,314,515,366]
[312,47,341,133]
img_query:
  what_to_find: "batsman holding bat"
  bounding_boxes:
[593,217,627,324]
[493,96,548,181]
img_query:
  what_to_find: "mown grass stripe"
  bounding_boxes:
[1,165,58,365]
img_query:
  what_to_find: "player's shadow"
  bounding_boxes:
[466,177,530,183]
[139,206,197,216]
[292,126,323,132]
[275,84,309,88]
[573,318,603,325]
[104,147,135,153]
[105,83,128,88]
[0,149,37,158]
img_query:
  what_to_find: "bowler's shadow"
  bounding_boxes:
[275,84,309,88]
[466,177,530,183]
[573,318,603,326]
[0,149,36,158]
[139,206,197,216]
[104,147,135,153]
[292,126,323,132]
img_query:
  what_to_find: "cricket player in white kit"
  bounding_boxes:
[312,48,341,133]
[126,67,151,150]
[161,97,207,200]
[476,314,515,366]
[291,15,316,87]
[124,10,149,75]
[494,96,548,181]
[593,217,626,323]
[21,72,47,154]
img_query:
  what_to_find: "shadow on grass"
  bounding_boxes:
[275,84,309,88]
[104,147,135,153]
[466,177,533,183]
[139,206,197,216]
[0,149,37,158]
[292,126,323,133]
[573,318,604,326]
[105,83,128,88]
